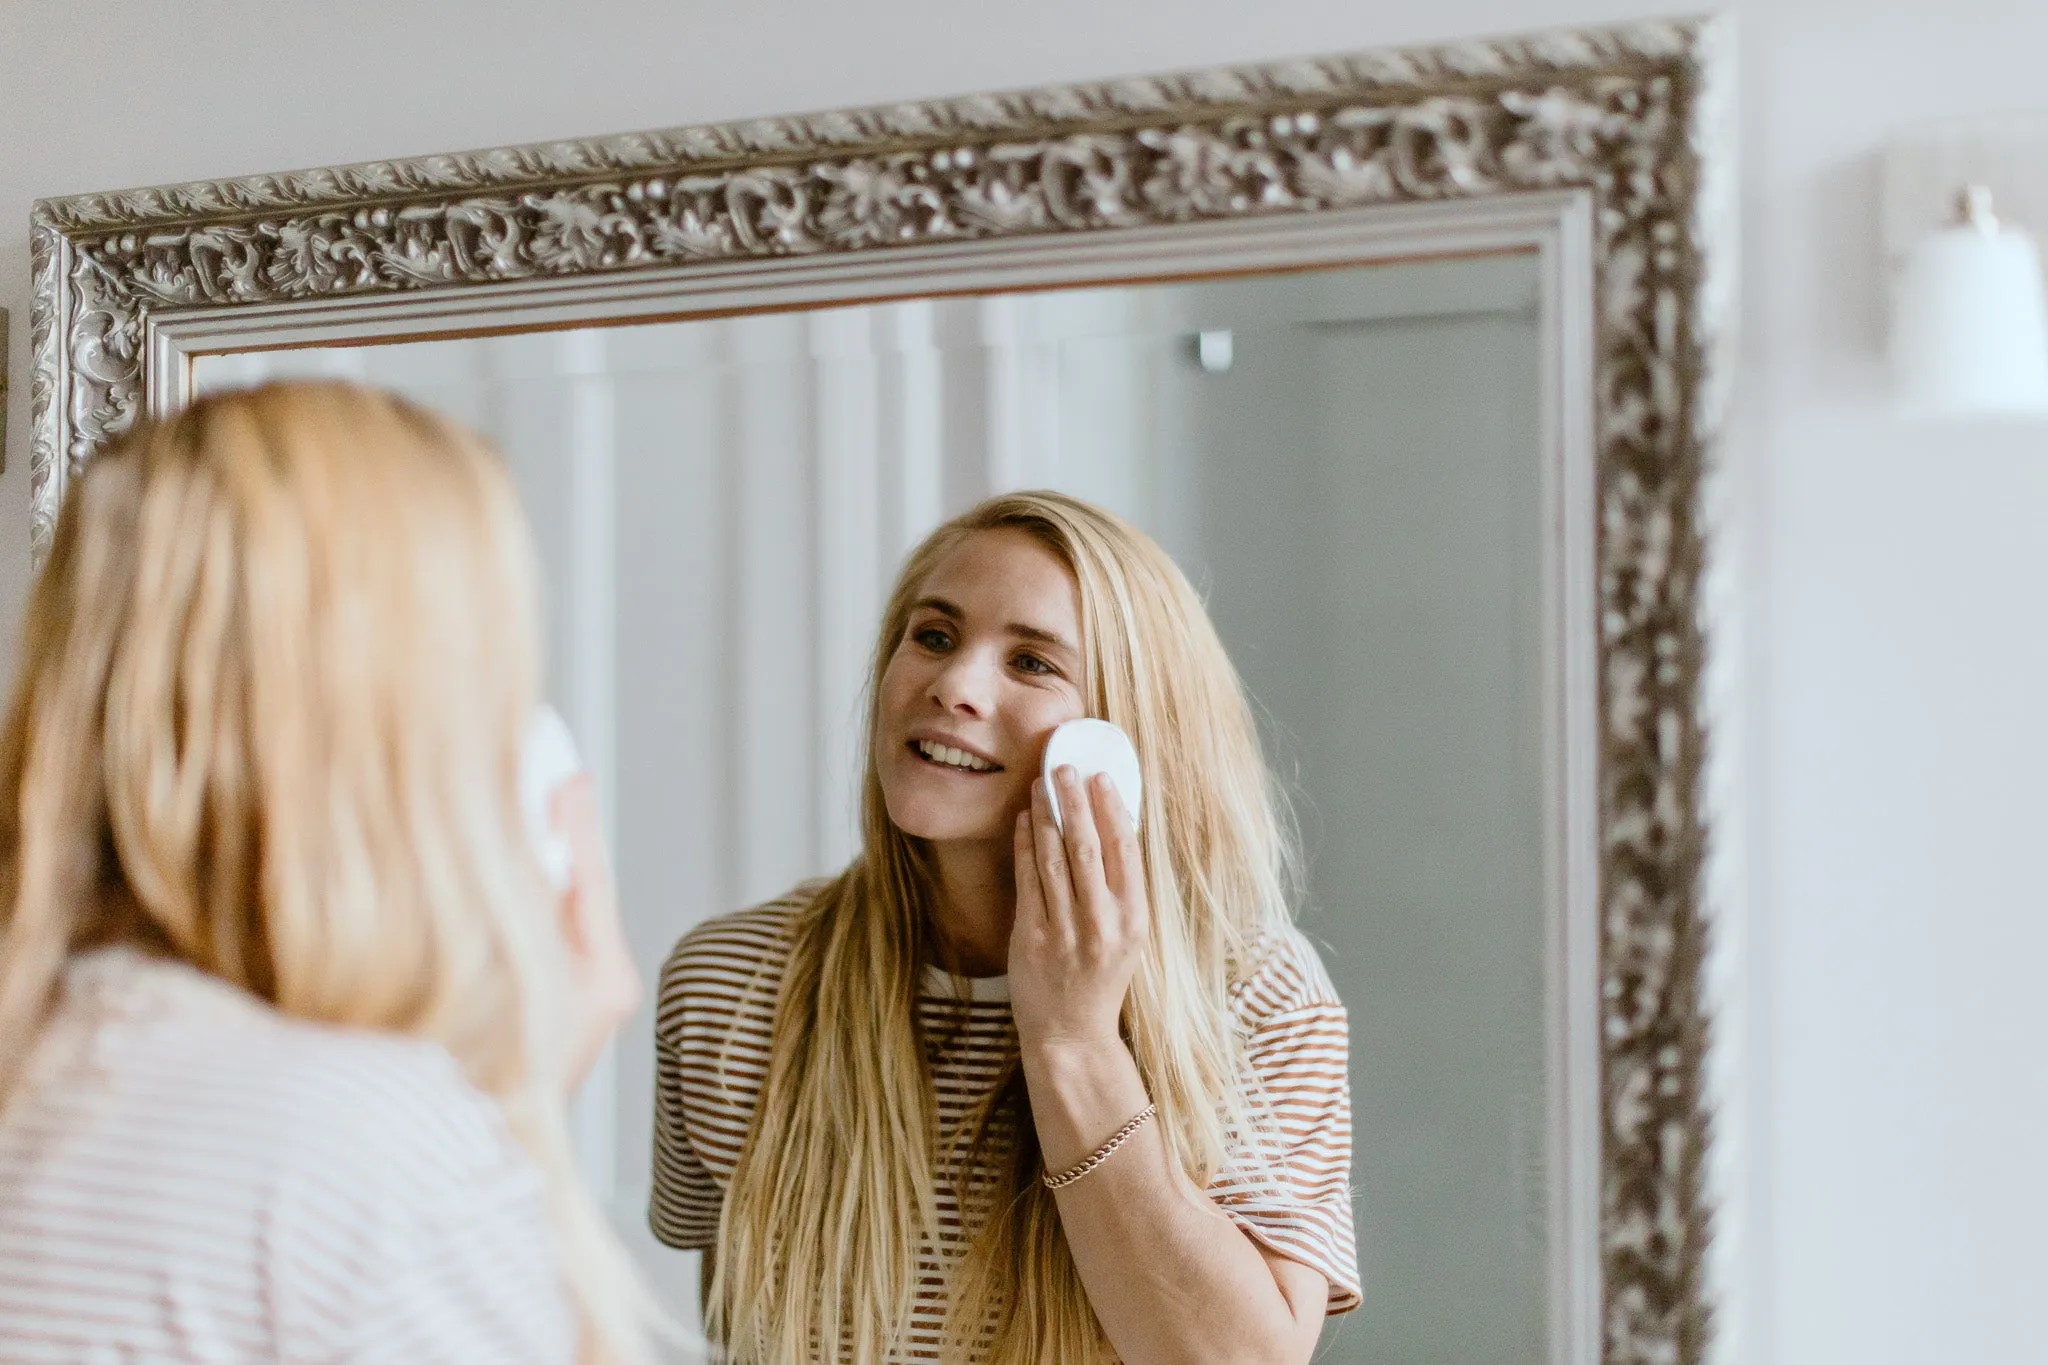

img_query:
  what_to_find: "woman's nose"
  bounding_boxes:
[929,653,994,715]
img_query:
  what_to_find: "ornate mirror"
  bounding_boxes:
[31,17,1732,1364]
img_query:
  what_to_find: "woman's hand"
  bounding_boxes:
[551,775,642,1094]
[1009,765,1149,1056]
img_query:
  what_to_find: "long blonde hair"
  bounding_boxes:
[0,381,653,1364]
[711,491,1296,1363]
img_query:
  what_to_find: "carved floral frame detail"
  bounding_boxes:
[31,18,1730,1364]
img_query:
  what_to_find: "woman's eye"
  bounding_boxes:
[913,626,953,651]
[1012,652,1054,676]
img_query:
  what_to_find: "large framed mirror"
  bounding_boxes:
[30,17,1731,1364]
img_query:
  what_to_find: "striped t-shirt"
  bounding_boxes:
[0,946,575,1364]
[649,886,1359,1359]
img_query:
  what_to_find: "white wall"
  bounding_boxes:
[7,3,2048,1363]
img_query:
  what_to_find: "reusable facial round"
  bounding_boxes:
[519,704,583,889]
[1041,718,1143,833]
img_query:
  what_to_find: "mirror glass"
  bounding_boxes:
[194,250,1548,1363]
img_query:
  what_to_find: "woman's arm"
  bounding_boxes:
[1021,1033,1327,1365]
[1009,770,1329,1365]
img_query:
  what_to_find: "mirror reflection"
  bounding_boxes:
[194,251,1548,1363]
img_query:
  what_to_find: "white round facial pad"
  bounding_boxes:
[1041,718,1143,834]
[519,704,583,889]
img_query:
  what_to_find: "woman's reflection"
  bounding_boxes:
[650,492,1358,1363]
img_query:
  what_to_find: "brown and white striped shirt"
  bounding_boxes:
[0,947,575,1364]
[649,886,1359,1359]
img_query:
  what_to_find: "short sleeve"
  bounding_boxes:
[649,1024,724,1249]
[1206,933,1361,1315]
[644,893,811,1253]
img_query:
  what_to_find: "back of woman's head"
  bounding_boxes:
[0,379,542,1072]
[0,380,652,1362]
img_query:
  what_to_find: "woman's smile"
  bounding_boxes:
[907,733,1004,774]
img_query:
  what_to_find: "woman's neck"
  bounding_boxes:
[924,837,1016,978]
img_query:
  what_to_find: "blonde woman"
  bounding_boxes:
[651,492,1358,1363]
[0,383,653,1363]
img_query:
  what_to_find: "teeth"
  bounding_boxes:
[918,740,994,772]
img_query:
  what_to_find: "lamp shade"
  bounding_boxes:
[1890,187,2048,416]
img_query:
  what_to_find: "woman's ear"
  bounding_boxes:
[550,776,600,949]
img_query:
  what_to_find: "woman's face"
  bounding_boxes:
[876,527,1088,847]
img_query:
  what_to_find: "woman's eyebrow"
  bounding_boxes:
[1007,622,1074,651]
[912,596,962,619]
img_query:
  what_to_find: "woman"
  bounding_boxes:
[651,492,1358,1364]
[0,383,653,1363]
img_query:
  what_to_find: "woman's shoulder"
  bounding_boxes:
[655,880,829,1036]
[213,1022,564,1354]
[666,882,822,970]
[213,987,535,1203]
[34,949,542,1223]
[6,955,562,1358]
[278,1025,532,1188]
[1229,923,1346,1029]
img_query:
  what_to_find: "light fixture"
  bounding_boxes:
[1195,329,1234,373]
[1890,185,2048,417]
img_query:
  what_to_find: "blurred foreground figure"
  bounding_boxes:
[0,383,652,1364]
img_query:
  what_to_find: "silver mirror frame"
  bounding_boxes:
[29,17,1732,1365]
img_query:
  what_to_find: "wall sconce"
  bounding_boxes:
[1883,121,2048,419]
[1193,329,1234,373]
[1890,186,2048,416]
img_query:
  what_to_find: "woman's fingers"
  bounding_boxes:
[1055,766,1115,934]
[1091,774,1147,935]
[1013,807,1048,931]
[1032,772,1077,943]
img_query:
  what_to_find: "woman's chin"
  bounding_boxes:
[881,791,1013,847]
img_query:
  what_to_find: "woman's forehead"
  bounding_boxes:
[916,528,1081,636]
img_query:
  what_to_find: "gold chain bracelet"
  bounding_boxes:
[1041,1103,1157,1191]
